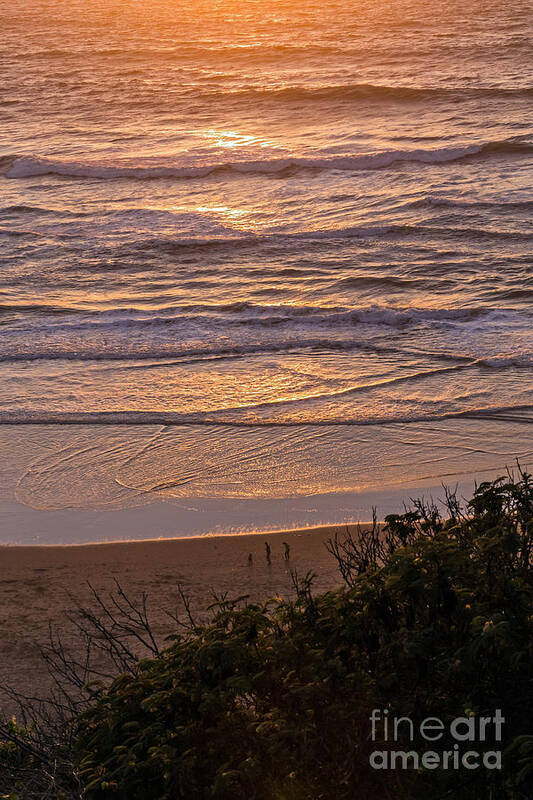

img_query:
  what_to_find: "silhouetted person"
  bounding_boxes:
[283,541,291,561]
[248,552,253,566]
[265,541,271,565]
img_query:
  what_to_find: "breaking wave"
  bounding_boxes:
[0,302,489,336]
[2,137,532,182]
[0,304,529,367]
[1,404,533,428]
[198,83,533,103]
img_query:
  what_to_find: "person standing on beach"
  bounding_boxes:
[265,542,271,565]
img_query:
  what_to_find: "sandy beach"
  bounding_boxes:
[0,526,347,715]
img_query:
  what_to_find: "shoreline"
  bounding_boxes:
[0,466,508,547]
[0,521,370,550]
[0,420,526,546]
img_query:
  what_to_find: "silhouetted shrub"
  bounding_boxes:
[2,473,532,799]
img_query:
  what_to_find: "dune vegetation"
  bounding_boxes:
[1,472,532,799]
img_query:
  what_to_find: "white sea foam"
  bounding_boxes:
[0,303,490,339]
[4,137,532,181]
[0,144,494,181]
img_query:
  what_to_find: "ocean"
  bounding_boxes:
[1,0,532,542]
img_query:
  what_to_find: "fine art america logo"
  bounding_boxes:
[369,709,504,771]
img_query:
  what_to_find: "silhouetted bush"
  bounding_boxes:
[2,473,532,799]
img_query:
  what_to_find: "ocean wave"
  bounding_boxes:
[14,42,530,65]
[1,404,532,428]
[1,303,489,337]
[490,287,533,301]
[475,355,533,368]
[198,83,533,103]
[0,303,74,316]
[12,43,344,60]
[0,340,361,365]
[2,345,530,369]
[0,204,91,217]
[3,137,532,182]
[0,305,528,366]
[125,225,393,252]
[112,222,533,257]
[404,196,533,211]
[71,82,533,112]
[331,275,421,290]
[0,204,52,215]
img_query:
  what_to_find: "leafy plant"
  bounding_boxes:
[1,472,532,799]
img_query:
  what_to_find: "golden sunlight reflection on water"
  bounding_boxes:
[10,419,533,512]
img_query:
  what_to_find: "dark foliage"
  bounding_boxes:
[1,472,532,799]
